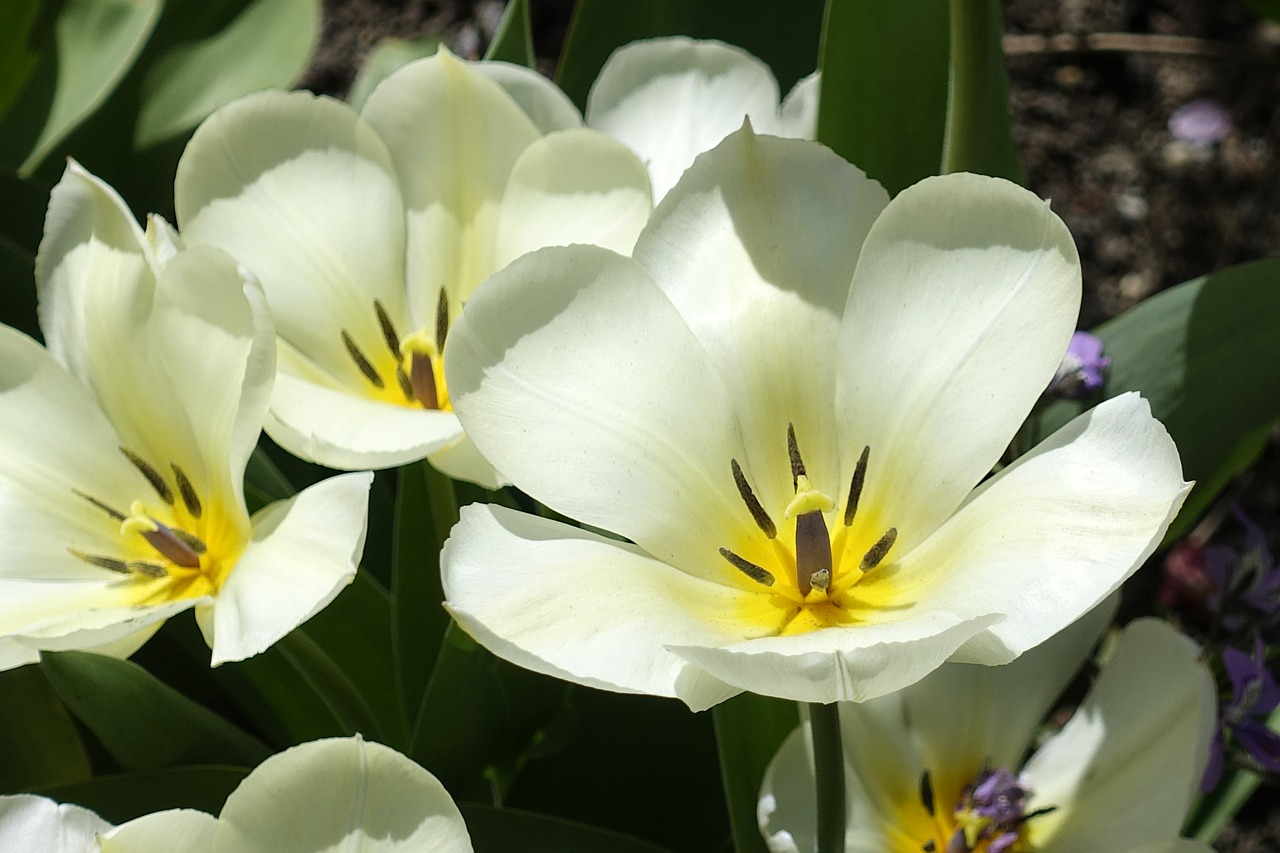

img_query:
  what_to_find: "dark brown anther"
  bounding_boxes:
[922,842,937,853]
[410,352,440,410]
[843,445,870,527]
[374,299,401,356]
[171,527,208,555]
[731,459,776,539]
[786,423,806,488]
[342,330,385,389]
[720,548,776,587]
[794,511,832,597]
[120,448,173,505]
[435,288,450,351]
[860,527,898,572]
[395,363,415,401]
[126,561,169,579]
[69,549,129,574]
[171,464,202,519]
[920,771,936,816]
[72,489,126,522]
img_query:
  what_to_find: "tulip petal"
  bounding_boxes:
[838,172,1081,552]
[361,49,538,321]
[471,60,583,133]
[586,37,785,200]
[492,127,652,268]
[1021,619,1214,851]
[0,639,39,671]
[445,244,755,584]
[633,125,887,514]
[778,72,820,139]
[442,504,746,709]
[206,471,372,665]
[215,737,473,852]
[176,89,409,388]
[265,345,462,470]
[894,394,1188,664]
[100,809,217,852]
[0,795,110,852]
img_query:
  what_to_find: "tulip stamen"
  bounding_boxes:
[719,548,775,586]
[72,489,126,522]
[68,549,168,579]
[120,447,174,505]
[171,464,202,519]
[435,288,450,351]
[843,445,869,527]
[860,527,898,572]
[787,423,806,486]
[784,426,837,598]
[341,330,384,389]
[374,299,402,356]
[121,503,203,569]
[920,771,936,816]
[730,459,776,538]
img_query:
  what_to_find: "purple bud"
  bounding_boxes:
[1048,332,1111,399]
[1168,99,1232,145]
[971,768,1028,825]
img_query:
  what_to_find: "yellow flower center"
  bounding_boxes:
[69,448,244,605]
[886,768,1044,853]
[720,424,902,636]
[338,293,452,411]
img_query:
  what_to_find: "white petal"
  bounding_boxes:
[0,796,109,852]
[633,125,887,516]
[0,639,40,671]
[586,37,784,200]
[176,89,410,389]
[777,72,820,139]
[145,213,184,265]
[492,127,651,267]
[1022,619,1214,851]
[896,393,1188,663]
[100,809,217,852]
[442,504,744,710]
[444,244,752,584]
[470,60,583,133]
[424,434,505,490]
[360,48,539,321]
[208,472,373,665]
[265,346,462,471]
[215,737,473,853]
[837,172,1081,550]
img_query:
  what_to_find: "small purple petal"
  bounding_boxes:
[1202,728,1226,791]
[1232,505,1273,569]
[989,833,1020,853]
[1169,99,1232,145]
[1233,719,1280,772]
[1048,332,1111,398]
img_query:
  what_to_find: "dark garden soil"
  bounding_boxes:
[301,1,1280,848]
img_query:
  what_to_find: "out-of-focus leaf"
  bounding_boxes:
[1237,0,1280,23]
[0,666,91,793]
[817,0,949,196]
[41,651,270,771]
[1033,259,1280,541]
[243,445,295,512]
[556,0,825,110]
[461,804,678,853]
[2,0,163,176]
[393,462,453,727]
[38,766,248,824]
[484,0,535,67]
[0,0,43,125]
[713,694,798,853]
[940,0,1022,181]
[346,35,442,111]
[134,0,319,149]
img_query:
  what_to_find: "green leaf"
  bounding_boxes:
[485,0,535,67]
[346,34,442,111]
[0,0,43,125]
[461,804,677,853]
[1033,259,1280,540]
[393,462,454,726]
[556,0,825,110]
[41,651,270,770]
[134,0,319,149]
[1,0,163,175]
[1237,0,1280,23]
[713,694,799,853]
[816,0,949,196]
[243,444,295,511]
[940,0,1022,181]
[0,665,91,793]
[37,766,248,824]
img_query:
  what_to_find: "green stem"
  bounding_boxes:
[713,694,799,853]
[809,702,846,853]
[941,0,997,174]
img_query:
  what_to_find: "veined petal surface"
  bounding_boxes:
[837,172,1081,552]
[586,37,786,200]
[101,809,217,852]
[214,737,473,852]
[471,60,583,134]
[0,795,109,852]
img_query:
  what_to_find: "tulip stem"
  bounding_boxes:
[942,0,998,174]
[809,701,846,853]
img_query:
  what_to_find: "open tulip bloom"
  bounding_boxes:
[0,162,371,667]
[0,737,472,852]
[758,614,1216,853]
[174,47,652,484]
[440,125,1191,710]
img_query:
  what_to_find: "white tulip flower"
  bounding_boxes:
[440,125,1189,709]
[0,162,371,668]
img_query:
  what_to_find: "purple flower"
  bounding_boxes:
[1047,331,1110,399]
[1169,99,1232,145]
[1203,634,1280,790]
